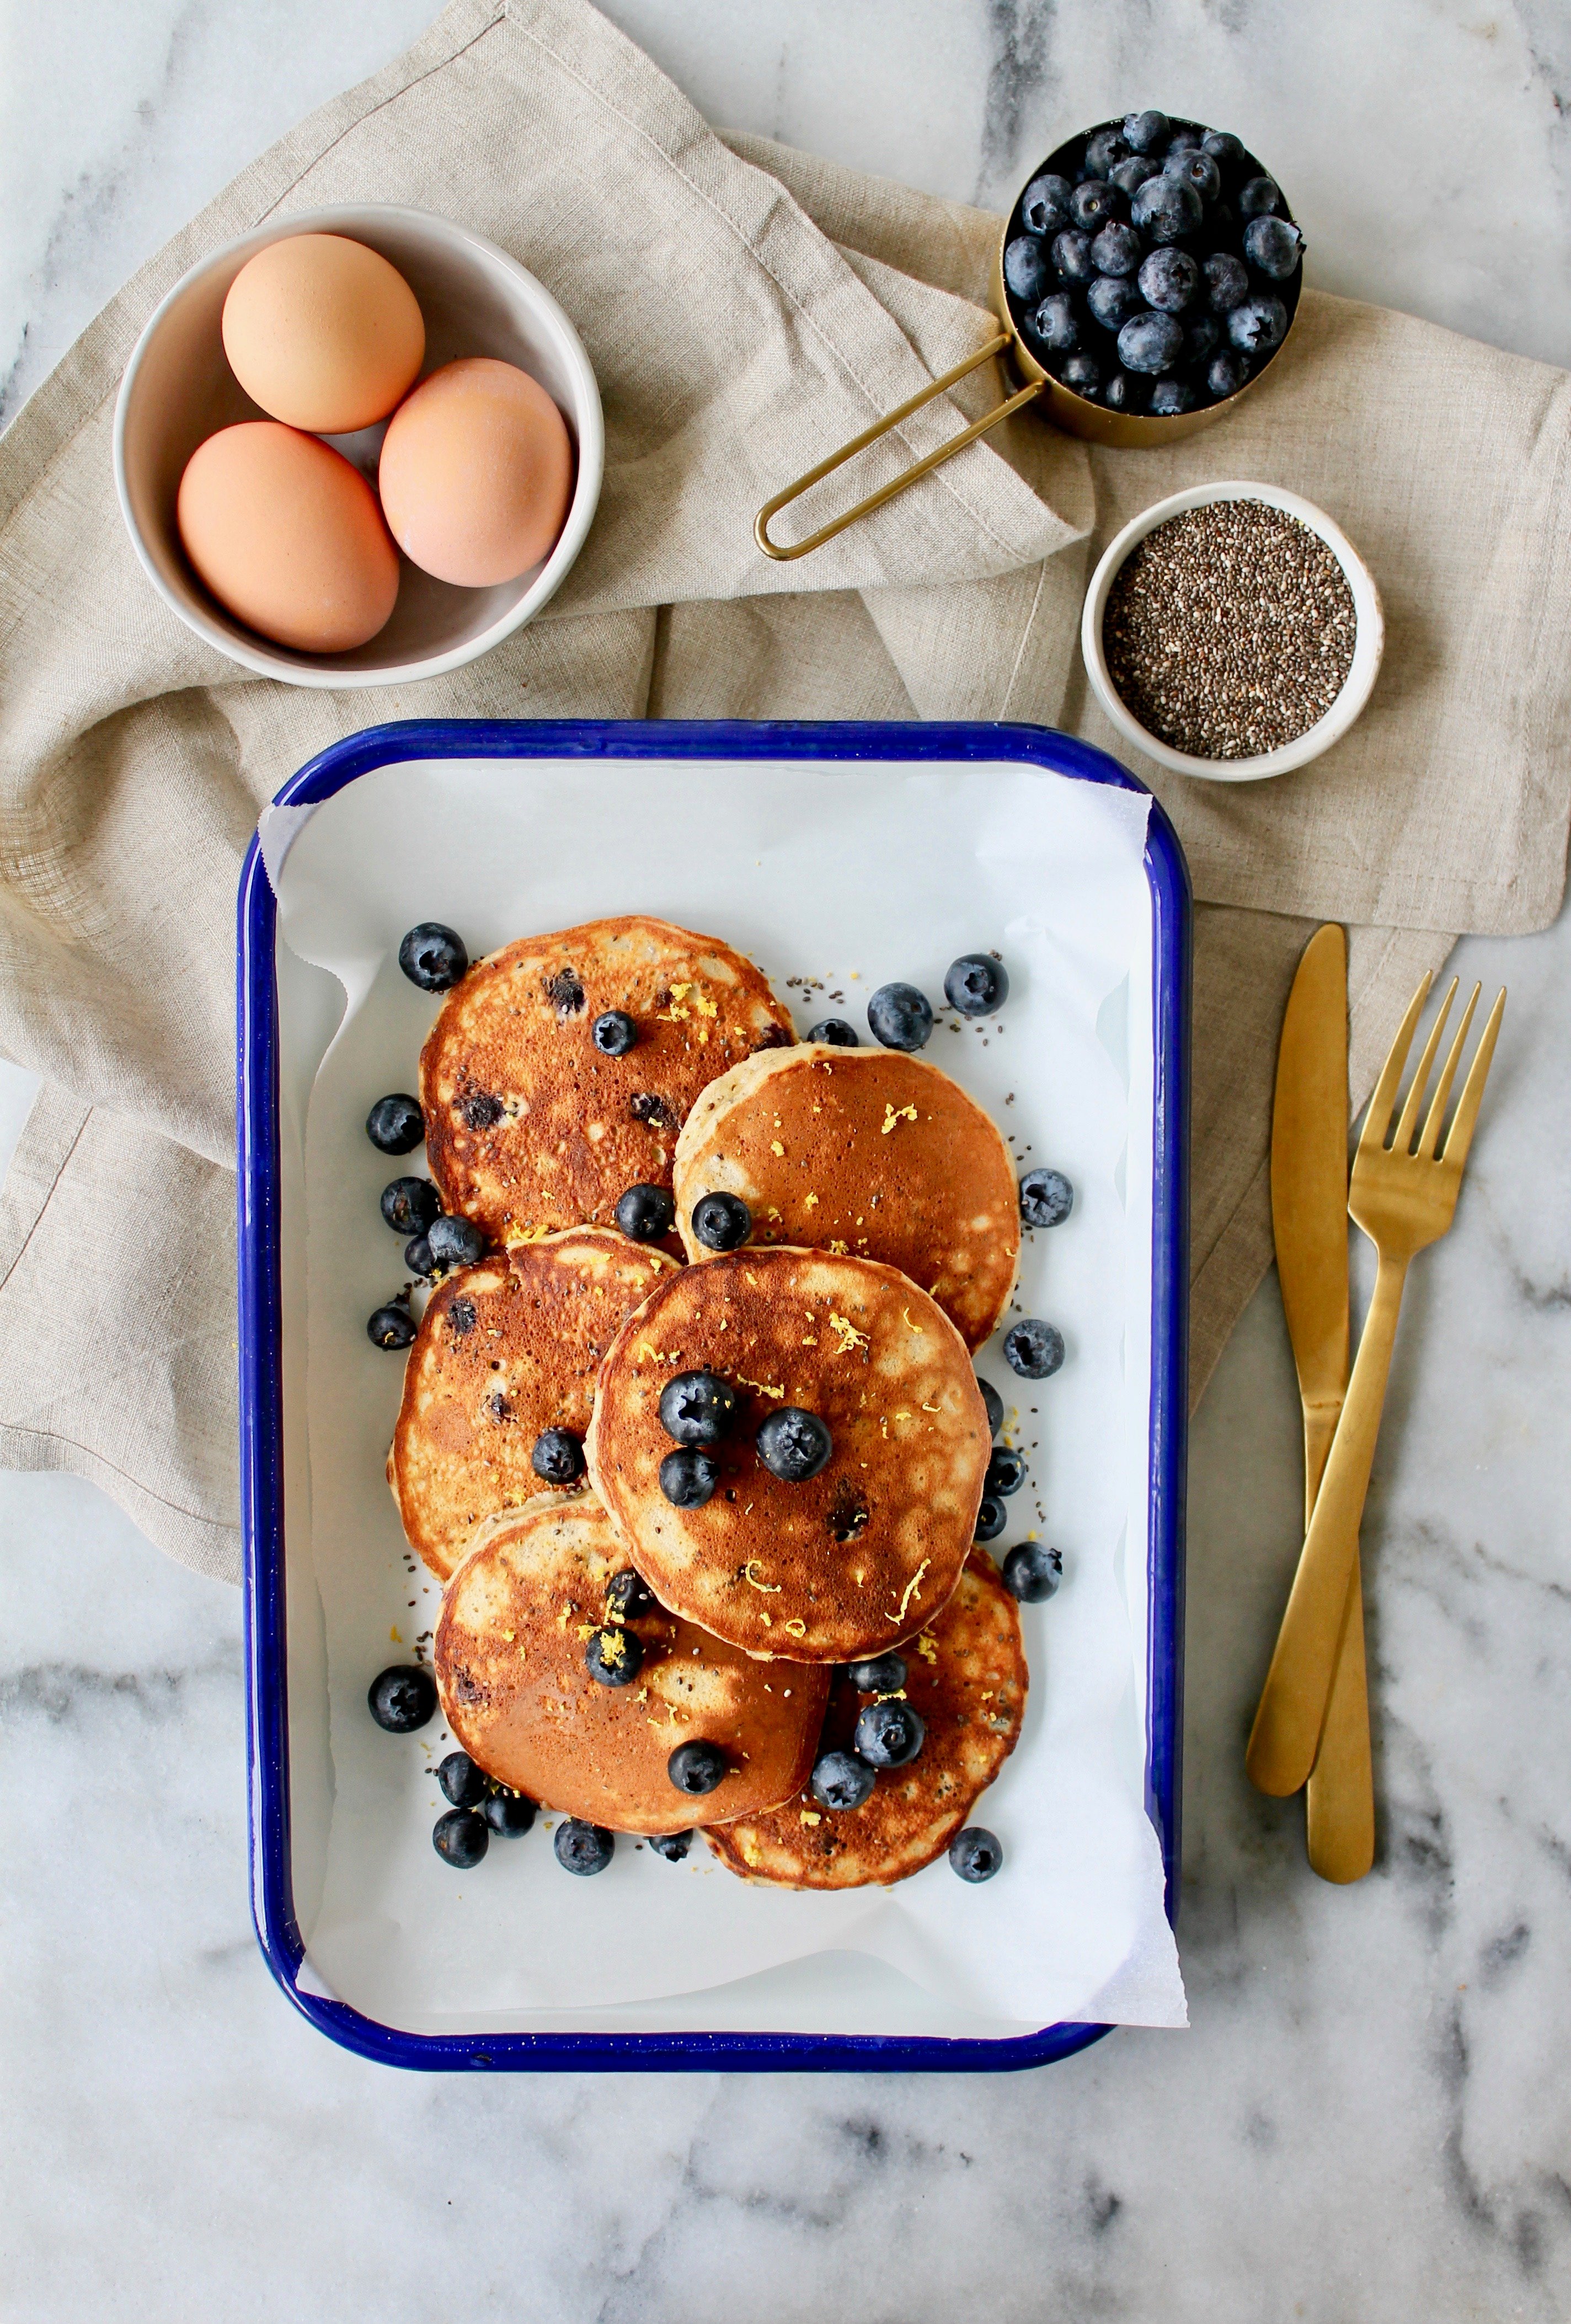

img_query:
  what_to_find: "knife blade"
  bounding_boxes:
[1268,924,1373,1882]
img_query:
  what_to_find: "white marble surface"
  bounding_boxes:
[2,4,1570,2317]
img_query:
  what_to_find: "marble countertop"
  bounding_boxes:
[2,4,1569,2317]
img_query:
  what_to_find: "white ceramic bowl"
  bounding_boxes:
[1080,481,1384,782]
[113,205,603,688]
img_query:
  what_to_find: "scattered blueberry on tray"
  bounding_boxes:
[985,1445,1027,1499]
[554,1819,615,1875]
[367,1297,416,1350]
[977,1377,1006,1437]
[867,981,933,1052]
[648,1831,693,1862]
[1019,1166,1074,1229]
[482,1792,537,1837]
[398,921,468,992]
[1003,1318,1066,1379]
[949,1826,1004,1883]
[380,1176,440,1237]
[437,1750,489,1808]
[365,1092,424,1154]
[425,1213,487,1270]
[1003,1542,1064,1603]
[806,1016,859,1046]
[367,1664,437,1732]
[944,953,1009,1016]
[974,1495,1008,1543]
[433,1807,488,1867]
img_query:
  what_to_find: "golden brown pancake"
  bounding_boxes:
[434,1495,829,1832]
[390,1228,680,1581]
[707,1553,1026,1888]
[585,1247,990,1664]
[419,916,793,1241]
[672,1045,1019,1351]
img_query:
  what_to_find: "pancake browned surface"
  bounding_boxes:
[434,1495,829,1833]
[707,1553,1026,1888]
[585,1247,990,1664]
[673,1046,1019,1351]
[391,1229,678,1581]
[419,916,793,1240]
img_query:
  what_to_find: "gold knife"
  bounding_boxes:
[1266,924,1374,1881]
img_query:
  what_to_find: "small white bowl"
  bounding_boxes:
[113,205,603,689]
[1080,481,1384,782]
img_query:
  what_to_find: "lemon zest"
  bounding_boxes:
[889,1559,930,1627]
[827,1312,869,1355]
[744,1560,782,1595]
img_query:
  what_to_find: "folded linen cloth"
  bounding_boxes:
[0,0,1564,1581]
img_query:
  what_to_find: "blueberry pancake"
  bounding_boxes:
[672,1046,1020,1351]
[585,1247,990,1664]
[434,1495,829,1832]
[707,1553,1025,1889]
[419,916,793,1241]
[390,1228,679,1581]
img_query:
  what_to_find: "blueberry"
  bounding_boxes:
[605,1568,656,1622]
[806,1018,859,1047]
[1244,214,1305,279]
[446,1297,477,1336]
[1108,155,1152,198]
[943,953,1008,1015]
[531,1426,586,1485]
[1137,247,1201,314]
[1027,292,1078,353]
[380,1176,439,1236]
[854,1697,926,1769]
[1071,177,1125,231]
[1185,315,1221,365]
[811,1750,876,1811]
[1089,222,1143,278]
[554,1819,614,1875]
[977,1377,1005,1437]
[847,1653,907,1694]
[367,1300,416,1350]
[1131,173,1203,244]
[668,1739,728,1795]
[1116,311,1184,376]
[1059,353,1102,400]
[1121,110,1170,154]
[1003,1318,1066,1379]
[592,1009,639,1057]
[691,1190,752,1250]
[1003,235,1051,303]
[986,1446,1027,1499]
[648,1830,693,1861]
[974,1495,1008,1543]
[1083,127,1131,179]
[615,1182,675,1242]
[1239,174,1281,219]
[1050,230,1097,284]
[482,1790,537,1836]
[756,1406,832,1483]
[1149,377,1194,416]
[659,1447,720,1508]
[366,1093,424,1154]
[1166,127,1203,154]
[660,1369,738,1447]
[585,1624,644,1686]
[398,923,468,992]
[1203,252,1251,312]
[433,1808,488,1867]
[1087,276,1145,331]
[437,1751,488,1808]
[1019,1166,1074,1228]
[1202,130,1245,167]
[1226,294,1289,355]
[1020,173,1074,234]
[866,982,933,1052]
[1103,368,1148,414]
[1003,1541,1064,1602]
[404,1234,435,1278]
[367,1664,437,1731]
[1163,148,1221,203]
[949,1825,1004,1881]
[1206,350,1250,399]
[426,1212,487,1270]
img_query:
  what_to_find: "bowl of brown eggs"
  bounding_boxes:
[113,205,602,686]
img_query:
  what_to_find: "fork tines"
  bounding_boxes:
[1366,974,1506,1172]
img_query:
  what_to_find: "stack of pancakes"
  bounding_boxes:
[388,916,1029,1887]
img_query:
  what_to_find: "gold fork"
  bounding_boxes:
[1246,971,1506,1799]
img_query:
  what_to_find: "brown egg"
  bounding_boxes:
[222,233,425,434]
[377,357,574,587]
[177,422,400,653]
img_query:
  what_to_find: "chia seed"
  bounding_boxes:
[1102,500,1357,760]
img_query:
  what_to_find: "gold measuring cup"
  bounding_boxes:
[754,119,1302,562]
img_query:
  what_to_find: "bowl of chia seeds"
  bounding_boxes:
[1080,482,1384,782]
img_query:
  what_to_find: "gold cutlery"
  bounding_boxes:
[1247,970,1505,1801]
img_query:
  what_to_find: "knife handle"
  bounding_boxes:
[1305,1548,1375,1881]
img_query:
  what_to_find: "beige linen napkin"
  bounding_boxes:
[0,0,1563,1580]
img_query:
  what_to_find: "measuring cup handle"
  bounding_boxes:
[754,333,1042,561]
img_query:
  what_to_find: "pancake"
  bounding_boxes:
[672,1045,1019,1351]
[434,1494,829,1832]
[585,1246,990,1664]
[390,1228,680,1581]
[706,1553,1026,1889]
[419,916,794,1240]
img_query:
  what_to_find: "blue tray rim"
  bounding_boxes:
[237,716,1190,2074]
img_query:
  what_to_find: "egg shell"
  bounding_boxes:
[377,356,574,588]
[221,233,425,434]
[176,422,400,654]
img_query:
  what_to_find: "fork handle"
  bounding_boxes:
[1305,1547,1375,1881]
[1247,1250,1409,1797]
